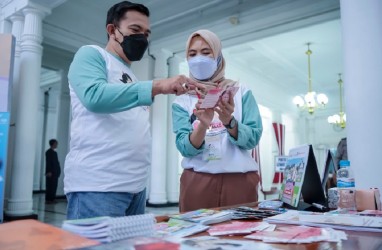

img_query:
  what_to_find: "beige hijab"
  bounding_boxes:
[186,29,237,94]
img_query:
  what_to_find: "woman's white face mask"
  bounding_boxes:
[188,55,217,81]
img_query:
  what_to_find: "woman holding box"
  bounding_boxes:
[172,29,263,212]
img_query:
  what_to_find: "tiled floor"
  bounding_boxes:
[32,193,180,228]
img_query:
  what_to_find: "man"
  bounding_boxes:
[45,139,61,204]
[335,137,348,169]
[64,1,202,219]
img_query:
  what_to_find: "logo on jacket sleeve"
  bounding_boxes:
[120,72,133,83]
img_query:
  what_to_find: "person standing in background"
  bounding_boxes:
[45,139,61,204]
[335,137,347,169]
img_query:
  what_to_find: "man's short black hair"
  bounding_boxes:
[49,139,58,147]
[106,1,150,27]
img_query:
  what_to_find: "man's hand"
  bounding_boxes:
[152,75,205,97]
[46,172,52,178]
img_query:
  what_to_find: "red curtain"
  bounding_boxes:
[272,122,285,155]
[272,122,285,183]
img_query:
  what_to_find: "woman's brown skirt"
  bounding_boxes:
[179,168,260,212]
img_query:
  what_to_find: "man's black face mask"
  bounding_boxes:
[116,28,148,61]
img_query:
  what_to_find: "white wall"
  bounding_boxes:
[257,105,278,190]
[130,53,155,81]
[33,87,61,191]
[282,113,301,154]
[33,68,71,196]
[301,113,346,173]
[130,54,155,199]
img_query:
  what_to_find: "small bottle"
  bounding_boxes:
[337,160,355,188]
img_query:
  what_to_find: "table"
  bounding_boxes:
[156,201,382,250]
[0,219,99,250]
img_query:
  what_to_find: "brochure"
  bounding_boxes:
[245,225,346,243]
[154,218,209,238]
[170,209,232,225]
[207,221,270,236]
[265,210,382,233]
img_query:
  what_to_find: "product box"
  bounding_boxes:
[328,188,356,209]
[355,188,381,211]
[328,188,381,211]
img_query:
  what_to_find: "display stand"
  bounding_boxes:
[280,145,327,212]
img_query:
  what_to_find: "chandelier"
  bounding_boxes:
[293,43,328,114]
[328,74,346,129]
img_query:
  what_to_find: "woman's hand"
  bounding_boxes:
[194,99,214,129]
[189,99,214,149]
[215,92,235,125]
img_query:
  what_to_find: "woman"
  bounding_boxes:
[172,29,263,212]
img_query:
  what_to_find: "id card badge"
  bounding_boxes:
[203,132,223,161]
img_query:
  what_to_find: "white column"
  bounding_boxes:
[54,70,71,196]
[4,13,24,211]
[340,0,382,192]
[148,49,173,205]
[0,17,11,33]
[34,89,47,191]
[9,14,23,82]
[9,14,24,118]
[5,7,49,217]
[166,55,183,203]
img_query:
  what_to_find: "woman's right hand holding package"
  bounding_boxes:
[189,100,214,149]
[194,99,214,129]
